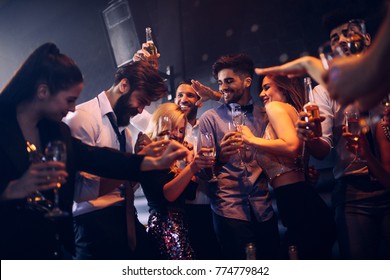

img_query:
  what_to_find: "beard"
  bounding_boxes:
[186,107,198,122]
[113,94,139,127]
[224,89,244,104]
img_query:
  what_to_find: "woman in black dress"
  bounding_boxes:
[0,42,188,259]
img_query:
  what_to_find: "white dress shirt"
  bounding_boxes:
[64,91,133,216]
[313,85,383,179]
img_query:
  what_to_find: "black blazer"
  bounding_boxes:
[0,113,145,259]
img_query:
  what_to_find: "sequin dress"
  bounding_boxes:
[139,169,197,260]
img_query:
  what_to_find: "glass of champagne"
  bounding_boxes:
[26,142,50,212]
[157,116,172,141]
[344,110,365,163]
[318,41,344,70]
[346,19,366,55]
[44,141,69,218]
[200,132,218,183]
[232,111,246,167]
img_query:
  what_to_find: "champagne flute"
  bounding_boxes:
[26,142,50,212]
[200,132,218,183]
[157,116,172,141]
[232,109,246,167]
[344,110,365,163]
[318,41,344,70]
[346,19,366,55]
[44,141,69,218]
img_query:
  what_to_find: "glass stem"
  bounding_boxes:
[53,184,60,209]
[211,166,217,178]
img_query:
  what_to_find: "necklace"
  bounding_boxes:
[380,121,390,141]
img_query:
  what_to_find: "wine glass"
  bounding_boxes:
[231,108,246,167]
[318,41,344,70]
[199,132,218,183]
[346,19,366,55]
[157,116,172,141]
[44,141,69,218]
[344,110,365,163]
[26,141,51,212]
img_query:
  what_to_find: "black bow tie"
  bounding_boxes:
[240,104,254,114]
[229,103,254,114]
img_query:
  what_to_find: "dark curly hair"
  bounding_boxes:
[212,53,254,80]
[114,60,167,102]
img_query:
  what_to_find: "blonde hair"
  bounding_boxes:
[146,102,187,174]
[147,102,187,141]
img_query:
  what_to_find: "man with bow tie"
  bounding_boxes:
[197,54,280,260]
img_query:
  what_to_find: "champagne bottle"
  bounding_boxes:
[145,27,158,68]
[303,77,322,138]
[288,245,299,260]
[245,243,256,260]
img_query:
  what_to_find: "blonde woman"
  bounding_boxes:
[138,102,214,259]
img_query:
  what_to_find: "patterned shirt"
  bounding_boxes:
[198,103,274,222]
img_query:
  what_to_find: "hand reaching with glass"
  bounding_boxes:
[342,110,365,163]
[346,19,369,56]
[135,132,170,156]
[141,140,189,171]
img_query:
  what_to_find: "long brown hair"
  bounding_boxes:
[259,75,304,111]
[0,42,83,113]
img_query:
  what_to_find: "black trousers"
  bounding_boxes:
[274,181,336,259]
[213,211,280,260]
[73,206,157,260]
[184,204,222,259]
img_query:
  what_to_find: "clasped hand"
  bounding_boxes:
[3,161,68,200]
[296,111,326,141]
[219,131,244,163]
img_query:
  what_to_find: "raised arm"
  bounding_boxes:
[255,56,326,86]
[191,79,222,106]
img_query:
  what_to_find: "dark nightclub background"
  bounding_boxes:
[0,0,385,107]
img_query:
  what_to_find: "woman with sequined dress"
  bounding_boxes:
[138,103,215,259]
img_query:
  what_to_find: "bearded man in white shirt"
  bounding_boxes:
[64,60,167,259]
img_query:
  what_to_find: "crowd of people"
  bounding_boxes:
[1,2,390,260]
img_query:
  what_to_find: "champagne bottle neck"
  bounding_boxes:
[304,77,315,105]
[146,27,153,42]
